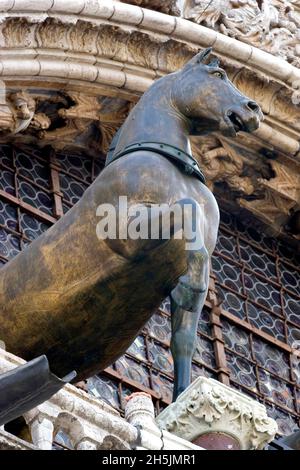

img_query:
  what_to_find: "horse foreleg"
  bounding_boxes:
[170,246,209,401]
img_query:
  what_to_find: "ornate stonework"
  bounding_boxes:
[0,88,132,157]
[0,348,199,450]
[0,89,42,135]
[156,376,278,450]
[0,0,298,242]
[191,134,300,239]
[184,0,300,67]
[191,135,274,196]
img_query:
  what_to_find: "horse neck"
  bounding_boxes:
[115,75,192,154]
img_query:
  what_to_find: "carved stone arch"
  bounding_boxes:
[54,411,85,449]
[98,434,131,450]
[0,1,299,240]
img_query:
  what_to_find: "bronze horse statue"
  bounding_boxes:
[0,48,262,404]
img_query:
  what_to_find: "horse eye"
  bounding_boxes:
[213,71,224,79]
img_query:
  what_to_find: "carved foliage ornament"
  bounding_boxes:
[156,377,278,450]
[184,0,300,67]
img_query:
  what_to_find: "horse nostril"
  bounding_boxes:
[246,101,260,113]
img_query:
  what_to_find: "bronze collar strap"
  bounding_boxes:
[107,142,206,185]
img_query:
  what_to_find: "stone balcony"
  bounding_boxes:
[0,348,199,450]
[0,347,278,450]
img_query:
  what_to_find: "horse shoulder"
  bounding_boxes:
[194,183,220,255]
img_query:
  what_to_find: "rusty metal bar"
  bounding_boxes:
[207,279,230,386]
[49,149,64,219]
[220,309,295,353]
[0,190,57,224]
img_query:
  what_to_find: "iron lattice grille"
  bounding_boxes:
[0,144,298,442]
[213,209,300,435]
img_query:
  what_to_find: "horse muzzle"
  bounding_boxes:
[222,101,263,137]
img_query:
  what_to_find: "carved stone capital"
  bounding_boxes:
[156,376,278,450]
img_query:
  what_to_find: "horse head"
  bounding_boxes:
[173,47,263,137]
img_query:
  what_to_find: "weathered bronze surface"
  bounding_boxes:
[106,141,206,183]
[0,49,262,398]
[0,356,75,426]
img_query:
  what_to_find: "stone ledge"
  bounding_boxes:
[0,349,199,450]
[0,429,37,450]
[2,0,299,89]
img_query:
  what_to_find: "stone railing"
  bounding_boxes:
[0,348,199,450]
[0,348,278,450]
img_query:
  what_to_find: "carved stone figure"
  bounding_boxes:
[0,49,262,402]
[0,90,38,135]
[184,0,300,65]
[191,136,258,195]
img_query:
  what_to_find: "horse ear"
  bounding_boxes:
[208,57,220,68]
[184,47,212,68]
[195,47,213,64]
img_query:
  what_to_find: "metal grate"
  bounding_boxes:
[213,209,300,435]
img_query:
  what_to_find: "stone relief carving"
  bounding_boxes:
[156,376,278,450]
[259,158,300,202]
[184,0,300,66]
[0,9,298,239]
[0,90,48,135]
[0,83,297,239]
[239,190,295,228]
[240,156,300,236]
[9,92,37,134]
[54,94,132,155]
[191,135,273,196]
[191,132,300,238]
[0,88,132,157]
